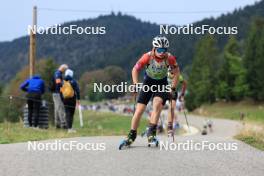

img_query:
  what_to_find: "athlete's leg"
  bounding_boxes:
[124,103,147,144]
[125,87,152,144]
[150,96,164,125]
[145,96,164,143]
[131,103,146,130]
[168,90,177,130]
[168,99,176,130]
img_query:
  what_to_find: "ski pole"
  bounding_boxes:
[78,104,83,127]
[183,108,190,132]
[169,97,175,142]
[170,97,174,126]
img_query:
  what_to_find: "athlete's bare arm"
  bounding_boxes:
[132,53,150,84]
[132,67,140,84]
[171,64,180,89]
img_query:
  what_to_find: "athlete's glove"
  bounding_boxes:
[169,87,176,99]
[179,93,185,102]
[131,83,142,96]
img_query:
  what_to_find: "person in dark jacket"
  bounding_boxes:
[52,64,68,129]
[20,75,45,128]
[62,69,80,133]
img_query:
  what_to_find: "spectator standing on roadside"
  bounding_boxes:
[50,64,68,129]
[20,75,45,128]
[61,69,80,133]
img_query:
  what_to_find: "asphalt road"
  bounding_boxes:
[0,114,264,176]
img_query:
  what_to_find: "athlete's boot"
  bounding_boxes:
[201,124,208,135]
[147,124,159,147]
[119,130,137,150]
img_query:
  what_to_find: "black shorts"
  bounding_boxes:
[137,75,170,106]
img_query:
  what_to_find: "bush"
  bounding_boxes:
[0,58,57,123]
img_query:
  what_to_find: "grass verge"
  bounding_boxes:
[235,123,264,151]
[192,100,264,150]
[0,110,147,144]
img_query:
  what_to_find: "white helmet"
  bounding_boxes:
[152,36,169,48]
[65,69,74,77]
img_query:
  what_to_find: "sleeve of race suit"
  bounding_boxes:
[168,55,178,69]
[133,53,150,71]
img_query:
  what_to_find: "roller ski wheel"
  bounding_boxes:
[201,129,207,135]
[202,124,208,135]
[168,130,175,143]
[118,139,132,150]
[147,136,159,147]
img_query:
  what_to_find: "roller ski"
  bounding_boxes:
[147,135,159,147]
[201,124,208,135]
[167,122,175,142]
[207,119,213,133]
[146,124,159,147]
[119,138,132,150]
[119,130,136,150]
[167,130,175,143]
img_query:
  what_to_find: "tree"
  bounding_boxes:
[244,18,264,101]
[216,36,248,101]
[0,84,3,97]
[186,35,220,110]
[38,58,58,124]
[0,59,58,122]
[79,65,127,101]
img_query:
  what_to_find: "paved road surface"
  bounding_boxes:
[0,114,264,176]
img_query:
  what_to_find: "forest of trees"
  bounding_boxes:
[79,66,127,101]
[186,18,264,110]
[0,0,264,82]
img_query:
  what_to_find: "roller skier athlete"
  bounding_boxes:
[119,36,180,149]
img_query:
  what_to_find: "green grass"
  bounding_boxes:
[236,134,264,151]
[0,110,148,144]
[192,100,264,150]
[193,101,264,123]
[79,100,96,106]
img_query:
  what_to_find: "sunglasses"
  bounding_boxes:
[156,48,168,53]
